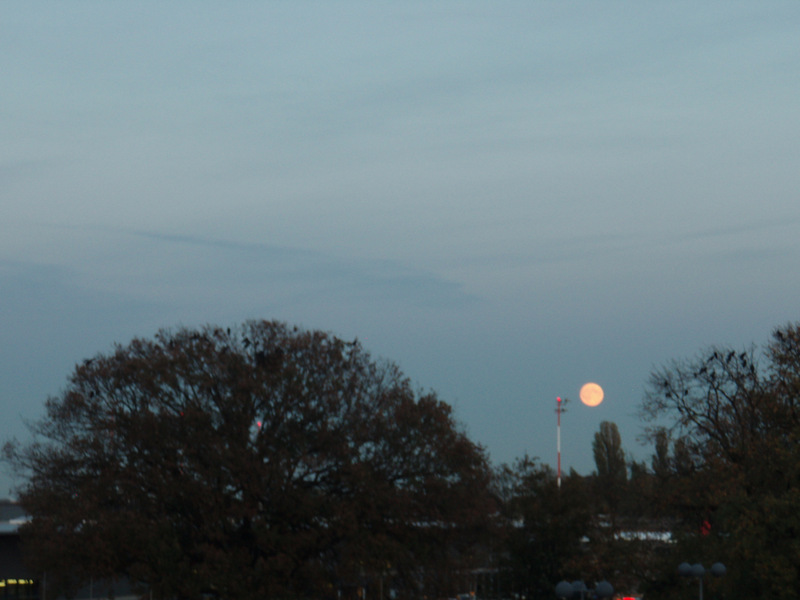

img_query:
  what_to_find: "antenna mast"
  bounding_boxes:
[556,396,567,489]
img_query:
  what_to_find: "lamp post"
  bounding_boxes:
[555,579,614,600]
[678,562,726,600]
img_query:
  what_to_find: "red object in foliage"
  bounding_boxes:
[701,520,711,535]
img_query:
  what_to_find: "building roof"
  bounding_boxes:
[0,502,27,536]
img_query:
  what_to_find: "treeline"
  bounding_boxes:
[489,423,709,600]
[5,321,800,600]
[493,322,800,600]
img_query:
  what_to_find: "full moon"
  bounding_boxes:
[580,382,604,407]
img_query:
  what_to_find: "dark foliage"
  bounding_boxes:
[4,321,494,600]
[493,457,594,599]
[639,322,800,600]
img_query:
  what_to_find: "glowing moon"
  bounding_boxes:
[579,382,604,407]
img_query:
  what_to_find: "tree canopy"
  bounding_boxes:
[4,321,494,600]
[591,420,627,516]
[494,457,593,599]
[640,322,800,600]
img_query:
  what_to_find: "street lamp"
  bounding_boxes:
[678,562,726,600]
[555,579,614,599]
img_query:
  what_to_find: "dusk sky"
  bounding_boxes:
[3,2,800,496]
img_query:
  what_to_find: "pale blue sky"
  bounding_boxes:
[2,1,800,495]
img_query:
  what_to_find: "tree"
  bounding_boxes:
[640,322,800,600]
[592,421,626,485]
[592,421,627,516]
[494,457,595,599]
[4,321,494,600]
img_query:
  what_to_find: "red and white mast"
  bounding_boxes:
[556,396,565,489]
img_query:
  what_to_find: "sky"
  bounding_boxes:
[2,1,800,497]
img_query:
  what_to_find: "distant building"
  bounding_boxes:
[0,500,35,600]
[0,501,139,600]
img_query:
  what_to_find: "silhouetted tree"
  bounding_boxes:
[592,420,627,516]
[495,457,594,599]
[640,322,800,600]
[4,321,494,600]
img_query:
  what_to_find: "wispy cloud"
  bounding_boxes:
[54,225,480,311]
